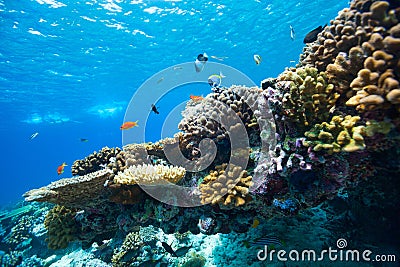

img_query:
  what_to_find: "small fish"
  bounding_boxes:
[151,104,160,114]
[208,72,225,87]
[190,95,204,102]
[30,132,39,140]
[161,242,178,257]
[303,24,326,43]
[194,53,208,72]
[173,66,183,70]
[57,162,67,175]
[244,235,283,248]
[120,121,139,130]
[253,54,262,65]
[157,77,164,84]
[80,138,89,142]
[251,218,260,228]
[290,25,295,41]
[210,55,227,61]
[197,53,208,62]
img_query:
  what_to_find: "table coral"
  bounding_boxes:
[199,163,253,208]
[23,169,113,209]
[44,205,79,250]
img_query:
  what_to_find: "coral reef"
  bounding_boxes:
[111,231,144,265]
[199,164,253,208]
[111,226,165,267]
[19,2,400,266]
[44,205,79,250]
[299,0,400,119]
[4,214,34,250]
[0,251,22,267]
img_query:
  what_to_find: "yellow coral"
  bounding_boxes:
[113,164,186,185]
[304,115,366,154]
[277,67,340,130]
[199,164,252,208]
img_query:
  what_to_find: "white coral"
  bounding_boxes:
[113,164,186,185]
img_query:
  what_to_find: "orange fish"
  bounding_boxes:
[57,162,67,175]
[120,121,139,130]
[190,95,204,102]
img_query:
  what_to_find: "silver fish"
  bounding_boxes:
[290,25,295,41]
[30,132,39,140]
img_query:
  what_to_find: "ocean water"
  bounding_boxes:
[0,0,349,205]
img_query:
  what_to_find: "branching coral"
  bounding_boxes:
[303,115,366,153]
[44,205,79,250]
[274,67,340,131]
[299,0,400,116]
[111,231,144,265]
[4,215,34,250]
[113,164,186,185]
[199,164,253,208]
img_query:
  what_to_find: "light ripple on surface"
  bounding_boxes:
[0,0,349,126]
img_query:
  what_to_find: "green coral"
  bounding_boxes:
[44,205,79,250]
[278,67,340,131]
[304,115,366,153]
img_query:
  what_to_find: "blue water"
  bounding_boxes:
[0,0,348,205]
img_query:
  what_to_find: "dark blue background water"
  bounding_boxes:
[0,0,348,205]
